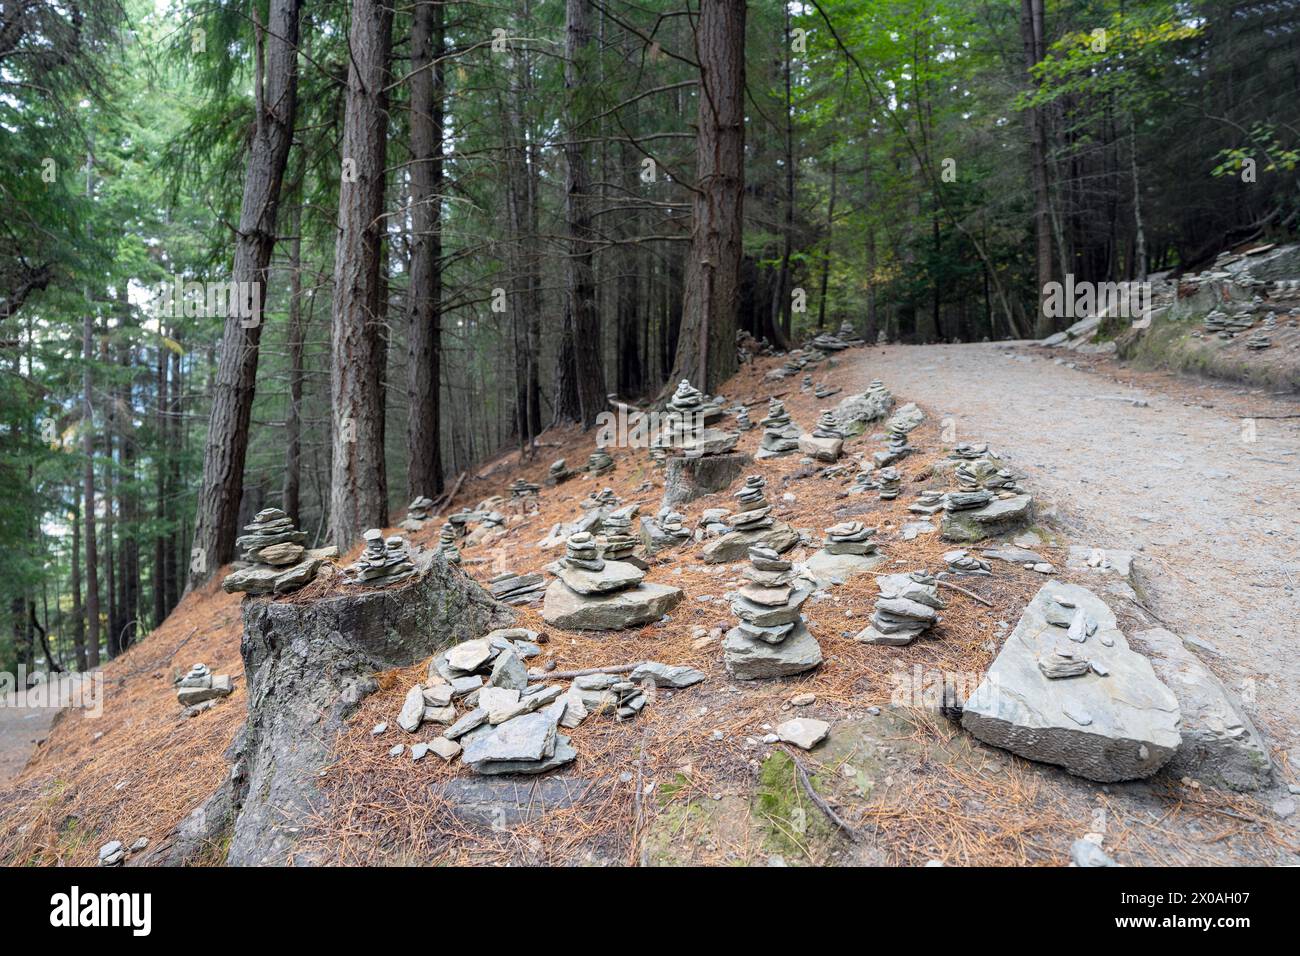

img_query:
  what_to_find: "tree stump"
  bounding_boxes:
[661,451,751,509]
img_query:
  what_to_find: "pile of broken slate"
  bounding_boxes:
[384,629,704,775]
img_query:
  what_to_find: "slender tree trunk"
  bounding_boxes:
[561,0,607,427]
[82,310,100,669]
[817,156,837,329]
[668,0,745,392]
[406,0,446,499]
[1020,0,1053,337]
[328,0,393,550]
[189,0,302,586]
[1128,110,1147,284]
[70,495,86,671]
[284,198,304,521]
[775,2,795,341]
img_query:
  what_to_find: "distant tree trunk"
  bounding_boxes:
[70,496,86,671]
[1020,0,1053,337]
[189,0,302,587]
[668,0,745,392]
[817,156,837,330]
[283,198,304,522]
[164,340,181,613]
[328,0,393,550]
[405,0,445,499]
[82,309,100,669]
[561,0,607,427]
[774,2,795,341]
[1128,110,1147,284]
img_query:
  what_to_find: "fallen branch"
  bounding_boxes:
[527,663,643,680]
[935,580,994,607]
[782,746,860,844]
[431,471,466,512]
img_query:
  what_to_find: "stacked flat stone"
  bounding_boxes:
[909,490,945,515]
[876,466,901,500]
[547,458,575,485]
[944,549,991,575]
[176,662,234,707]
[587,450,614,476]
[801,373,813,391]
[509,478,540,500]
[480,510,506,529]
[849,469,876,494]
[488,571,546,606]
[582,486,621,512]
[836,320,862,344]
[735,406,754,431]
[813,410,844,439]
[658,378,738,456]
[723,547,823,679]
[809,330,850,352]
[874,419,912,467]
[854,572,945,646]
[447,509,474,534]
[437,523,462,565]
[542,532,683,630]
[813,383,841,399]
[955,458,1020,495]
[823,521,878,555]
[640,509,691,554]
[950,442,989,460]
[222,508,322,594]
[944,489,993,513]
[729,475,774,531]
[406,496,435,525]
[344,530,417,586]
[1246,332,1271,350]
[598,508,638,562]
[757,398,801,458]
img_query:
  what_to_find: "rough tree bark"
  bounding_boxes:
[189,0,302,587]
[405,0,445,499]
[82,307,100,669]
[668,0,745,393]
[1019,0,1053,337]
[561,0,607,428]
[328,0,393,550]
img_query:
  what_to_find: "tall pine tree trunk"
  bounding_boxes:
[70,495,86,671]
[1020,0,1053,337]
[668,0,745,393]
[82,309,100,669]
[405,0,445,499]
[284,195,305,521]
[328,0,393,549]
[189,0,302,586]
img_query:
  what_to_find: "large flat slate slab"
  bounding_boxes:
[940,494,1034,543]
[541,579,683,630]
[962,582,1181,782]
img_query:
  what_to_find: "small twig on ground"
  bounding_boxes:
[782,746,860,844]
[936,580,994,607]
[528,663,643,680]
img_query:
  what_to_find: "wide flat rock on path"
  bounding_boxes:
[852,343,1300,756]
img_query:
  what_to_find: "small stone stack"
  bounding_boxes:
[944,489,994,513]
[542,532,683,630]
[837,320,863,345]
[1246,332,1272,350]
[854,572,946,646]
[801,373,814,391]
[823,521,878,555]
[587,450,614,477]
[345,530,417,586]
[874,419,913,467]
[729,475,774,532]
[757,398,801,459]
[571,674,651,720]
[222,508,323,594]
[436,523,462,565]
[509,478,540,501]
[658,378,738,457]
[176,662,234,707]
[735,406,754,431]
[488,571,546,606]
[639,509,691,554]
[800,409,845,462]
[401,496,435,531]
[944,549,991,575]
[805,521,883,585]
[723,547,823,679]
[547,458,576,485]
[876,466,901,500]
[809,330,849,352]
[598,507,642,567]
[909,490,945,515]
[582,486,621,512]
[813,383,841,399]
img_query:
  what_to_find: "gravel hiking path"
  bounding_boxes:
[0,681,71,784]
[850,342,1300,767]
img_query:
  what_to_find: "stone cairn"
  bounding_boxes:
[735,405,754,431]
[874,419,913,467]
[436,523,462,565]
[640,508,691,554]
[587,449,614,477]
[488,571,546,606]
[854,571,945,646]
[222,508,322,595]
[657,378,738,457]
[176,662,234,708]
[799,408,846,462]
[730,475,774,532]
[401,496,435,531]
[598,506,643,567]
[542,531,683,630]
[813,410,844,440]
[813,382,841,399]
[909,490,945,516]
[801,372,814,392]
[944,549,991,575]
[955,457,1020,495]
[876,466,901,500]
[509,478,540,501]
[582,486,621,512]
[345,529,417,586]
[944,489,994,516]
[723,546,823,679]
[809,329,850,352]
[823,521,878,556]
[547,458,576,485]
[757,398,801,459]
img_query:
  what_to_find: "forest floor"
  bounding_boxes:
[1,341,1297,866]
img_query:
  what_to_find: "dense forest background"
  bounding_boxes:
[1,0,1297,675]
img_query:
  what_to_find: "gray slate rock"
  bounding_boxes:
[629,662,707,688]
[940,494,1034,543]
[542,579,683,631]
[723,620,823,680]
[962,583,1181,782]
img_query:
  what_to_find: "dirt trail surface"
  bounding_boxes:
[863,342,1300,760]
[0,676,87,784]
